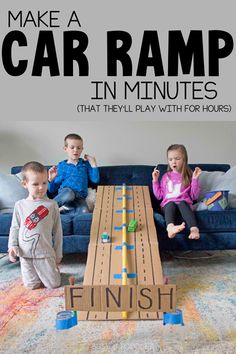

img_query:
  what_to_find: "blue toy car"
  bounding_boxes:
[101,231,110,243]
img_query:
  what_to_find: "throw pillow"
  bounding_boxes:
[214,165,236,208]
[86,188,96,211]
[197,170,225,201]
[0,172,28,211]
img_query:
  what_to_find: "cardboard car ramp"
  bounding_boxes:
[65,185,176,320]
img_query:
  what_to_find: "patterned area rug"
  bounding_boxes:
[1,251,236,354]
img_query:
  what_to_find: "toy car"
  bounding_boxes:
[101,231,110,243]
[128,219,138,232]
[24,205,49,230]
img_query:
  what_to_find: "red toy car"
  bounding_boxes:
[24,205,49,230]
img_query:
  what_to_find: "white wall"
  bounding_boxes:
[0,121,235,173]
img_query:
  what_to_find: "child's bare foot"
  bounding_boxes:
[167,222,185,238]
[189,227,200,240]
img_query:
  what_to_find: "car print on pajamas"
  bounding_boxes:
[24,205,49,230]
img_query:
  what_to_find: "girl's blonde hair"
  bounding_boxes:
[167,144,192,186]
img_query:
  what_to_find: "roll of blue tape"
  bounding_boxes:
[163,309,184,326]
[56,310,77,330]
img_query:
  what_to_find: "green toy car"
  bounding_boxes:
[128,219,138,232]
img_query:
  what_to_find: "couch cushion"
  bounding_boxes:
[0,213,13,236]
[99,165,160,211]
[0,173,28,211]
[157,164,230,179]
[157,231,236,251]
[60,214,74,235]
[63,235,90,253]
[154,210,236,233]
[11,164,230,214]
[99,165,154,186]
[73,213,93,235]
[196,210,236,232]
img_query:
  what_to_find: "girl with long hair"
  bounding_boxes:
[152,144,202,240]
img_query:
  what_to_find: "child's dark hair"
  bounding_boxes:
[167,144,192,186]
[21,161,47,181]
[64,133,83,146]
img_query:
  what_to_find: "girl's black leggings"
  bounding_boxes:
[163,201,197,228]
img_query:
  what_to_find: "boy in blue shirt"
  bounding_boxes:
[48,133,99,212]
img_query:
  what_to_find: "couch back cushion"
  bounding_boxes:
[98,165,159,210]
[99,165,153,185]
[0,172,28,212]
[11,164,230,211]
[157,164,230,178]
[11,164,154,188]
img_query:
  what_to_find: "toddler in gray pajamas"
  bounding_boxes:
[8,161,63,289]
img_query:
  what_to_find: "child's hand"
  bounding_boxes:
[8,247,17,263]
[152,168,160,182]
[84,154,97,167]
[56,257,62,265]
[193,167,202,179]
[48,166,57,182]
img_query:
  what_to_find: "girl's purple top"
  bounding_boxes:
[152,171,200,208]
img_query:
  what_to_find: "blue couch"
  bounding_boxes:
[0,164,235,254]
